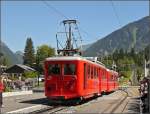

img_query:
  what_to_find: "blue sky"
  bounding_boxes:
[1,1,149,52]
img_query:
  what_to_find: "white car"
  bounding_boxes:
[38,75,44,82]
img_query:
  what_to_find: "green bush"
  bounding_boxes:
[4,86,12,92]
[23,71,38,78]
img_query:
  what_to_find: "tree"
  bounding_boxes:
[36,44,55,73]
[0,56,9,66]
[144,44,150,61]
[36,44,55,62]
[2,57,9,66]
[23,38,35,67]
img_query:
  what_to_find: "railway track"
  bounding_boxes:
[99,90,128,113]
[110,93,129,113]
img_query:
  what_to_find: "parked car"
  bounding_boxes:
[38,75,44,82]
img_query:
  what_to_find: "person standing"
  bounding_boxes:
[0,76,4,112]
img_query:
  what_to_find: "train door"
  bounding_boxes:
[45,62,62,95]
[62,62,77,94]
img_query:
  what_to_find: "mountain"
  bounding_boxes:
[1,42,23,65]
[84,16,150,56]
[15,51,23,64]
[82,43,92,51]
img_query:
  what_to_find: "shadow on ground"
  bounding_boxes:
[20,98,49,105]
[20,92,114,107]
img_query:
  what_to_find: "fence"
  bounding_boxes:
[140,77,150,113]
[5,78,37,91]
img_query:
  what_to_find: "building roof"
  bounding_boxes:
[5,64,35,74]
[16,64,35,72]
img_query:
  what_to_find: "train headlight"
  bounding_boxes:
[47,76,52,80]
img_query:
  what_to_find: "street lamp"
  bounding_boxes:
[36,52,40,87]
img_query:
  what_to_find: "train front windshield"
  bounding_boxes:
[64,64,76,75]
[47,63,76,76]
[48,64,61,75]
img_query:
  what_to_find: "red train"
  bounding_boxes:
[44,56,119,101]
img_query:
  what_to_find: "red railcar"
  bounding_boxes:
[44,56,118,100]
[106,70,119,92]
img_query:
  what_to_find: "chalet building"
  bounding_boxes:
[0,65,7,74]
[5,64,35,79]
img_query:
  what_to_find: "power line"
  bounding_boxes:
[110,0,122,27]
[42,1,97,45]
[42,0,69,20]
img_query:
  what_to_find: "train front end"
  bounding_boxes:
[44,56,78,100]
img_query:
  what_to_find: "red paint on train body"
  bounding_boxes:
[44,56,119,100]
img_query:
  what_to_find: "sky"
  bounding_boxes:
[1,1,149,52]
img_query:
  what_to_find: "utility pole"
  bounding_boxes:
[0,26,3,75]
[149,0,150,17]
[0,0,2,76]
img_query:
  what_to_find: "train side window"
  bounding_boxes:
[95,68,97,79]
[110,75,114,81]
[95,67,96,79]
[94,67,96,79]
[48,64,60,75]
[114,75,116,81]
[64,64,76,75]
[97,68,98,78]
[102,70,106,80]
[91,66,93,79]
[99,68,101,78]
[87,65,90,79]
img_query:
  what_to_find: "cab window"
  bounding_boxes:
[64,64,76,75]
[48,64,61,75]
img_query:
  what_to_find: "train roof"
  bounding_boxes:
[45,56,106,68]
[46,56,82,61]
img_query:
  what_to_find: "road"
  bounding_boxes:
[2,86,140,113]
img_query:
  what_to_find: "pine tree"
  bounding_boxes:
[23,38,35,67]
[144,44,150,61]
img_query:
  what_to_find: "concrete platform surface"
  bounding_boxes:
[1,86,140,113]
[3,90,33,97]
[2,93,46,113]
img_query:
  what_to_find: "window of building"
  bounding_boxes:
[48,64,61,75]
[64,64,76,75]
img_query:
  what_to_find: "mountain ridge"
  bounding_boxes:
[1,42,23,65]
[84,16,150,56]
